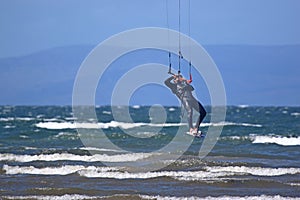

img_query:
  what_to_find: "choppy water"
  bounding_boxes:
[0,106,299,200]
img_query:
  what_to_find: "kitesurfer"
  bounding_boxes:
[165,74,206,135]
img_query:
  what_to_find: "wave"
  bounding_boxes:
[0,117,35,121]
[0,152,153,163]
[132,105,141,109]
[35,122,93,129]
[35,121,185,130]
[1,194,100,200]
[35,121,262,130]
[131,131,163,138]
[221,135,251,141]
[3,164,117,175]
[102,111,111,115]
[2,195,299,200]
[78,147,125,153]
[291,112,300,116]
[4,164,298,180]
[0,117,14,121]
[237,105,249,108]
[252,135,300,146]
[23,146,38,150]
[43,118,64,122]
[168,107,176,111]
[77,169,234,180]
[2,164,234,179]
[220,134,300,146]
[141,195,300,200]
[3,125,16,129]
[205,166,300,177]
[201,122,262,128]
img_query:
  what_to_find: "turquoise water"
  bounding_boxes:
[0,106,299,199]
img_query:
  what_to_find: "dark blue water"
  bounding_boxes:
[0,106,299,199]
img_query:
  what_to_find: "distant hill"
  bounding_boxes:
[0,44,299,106]
[205,45,300,106]
[0,45,93,105]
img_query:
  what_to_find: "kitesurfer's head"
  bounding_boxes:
[174,74,184,83]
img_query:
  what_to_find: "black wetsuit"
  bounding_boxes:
[164,76,206,131]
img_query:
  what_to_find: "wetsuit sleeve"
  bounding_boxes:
[164,76,176,92]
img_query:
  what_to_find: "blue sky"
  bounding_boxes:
[1,0,300,58]
[0,0,299,106]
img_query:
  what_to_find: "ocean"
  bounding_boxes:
[0,105,299,200]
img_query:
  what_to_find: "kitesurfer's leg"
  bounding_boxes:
[182,97,193,131]
[191,99,206,132]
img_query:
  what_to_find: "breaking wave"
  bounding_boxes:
[3,165,117,175]
[35,121,262,130]
[35,121,185,130]
[2,195,299,200]
[3,164,299,180]
[221,134,300,146]
[141,195,300,200]
[252,135,300,146]
[0,152,153,163]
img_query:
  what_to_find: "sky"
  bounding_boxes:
[0,0,299,106]
[1,0,300,58]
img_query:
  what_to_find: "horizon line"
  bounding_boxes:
[1,43,300,59]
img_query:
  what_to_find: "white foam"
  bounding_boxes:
[201,122,262,128]
[291,112,300,116]
[79,147,124,153]
[36,114,44,118]
[16,117,35,121]
[35,121,185,130]
[132,105,141,109]
[237,105,249,108]
[35,122,80,129]
[1,195,99,200]
[168,107,176,112]
[205,166,300,177]
[35,121,262,130]
[54,132,76,138]
[3,164,300,181]
[23,146,38,150]
[4,125,15,129]
[221,134,300,146]
[102,111,111,115]
[0,152,153,163]
[252,135,300,146]
[2,164,232,179]
[77,169,235,180]
[0,117,35,121]
[54,132,78,140]
[3,195,299,200]
[0,117,14,121]
[131,131,159,138]
[3,164,117,175]
[287,182,300,187]
[141,195,300,200]
[43,118,62,122]
[222,136,250,141]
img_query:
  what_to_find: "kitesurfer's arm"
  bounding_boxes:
[164,76,175,89]
[164,75,178,94]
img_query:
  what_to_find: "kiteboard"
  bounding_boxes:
[185,131,205,138]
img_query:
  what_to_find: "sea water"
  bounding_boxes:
[0,106,299,199]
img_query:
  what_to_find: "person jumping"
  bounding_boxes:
[164,74,206,135]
